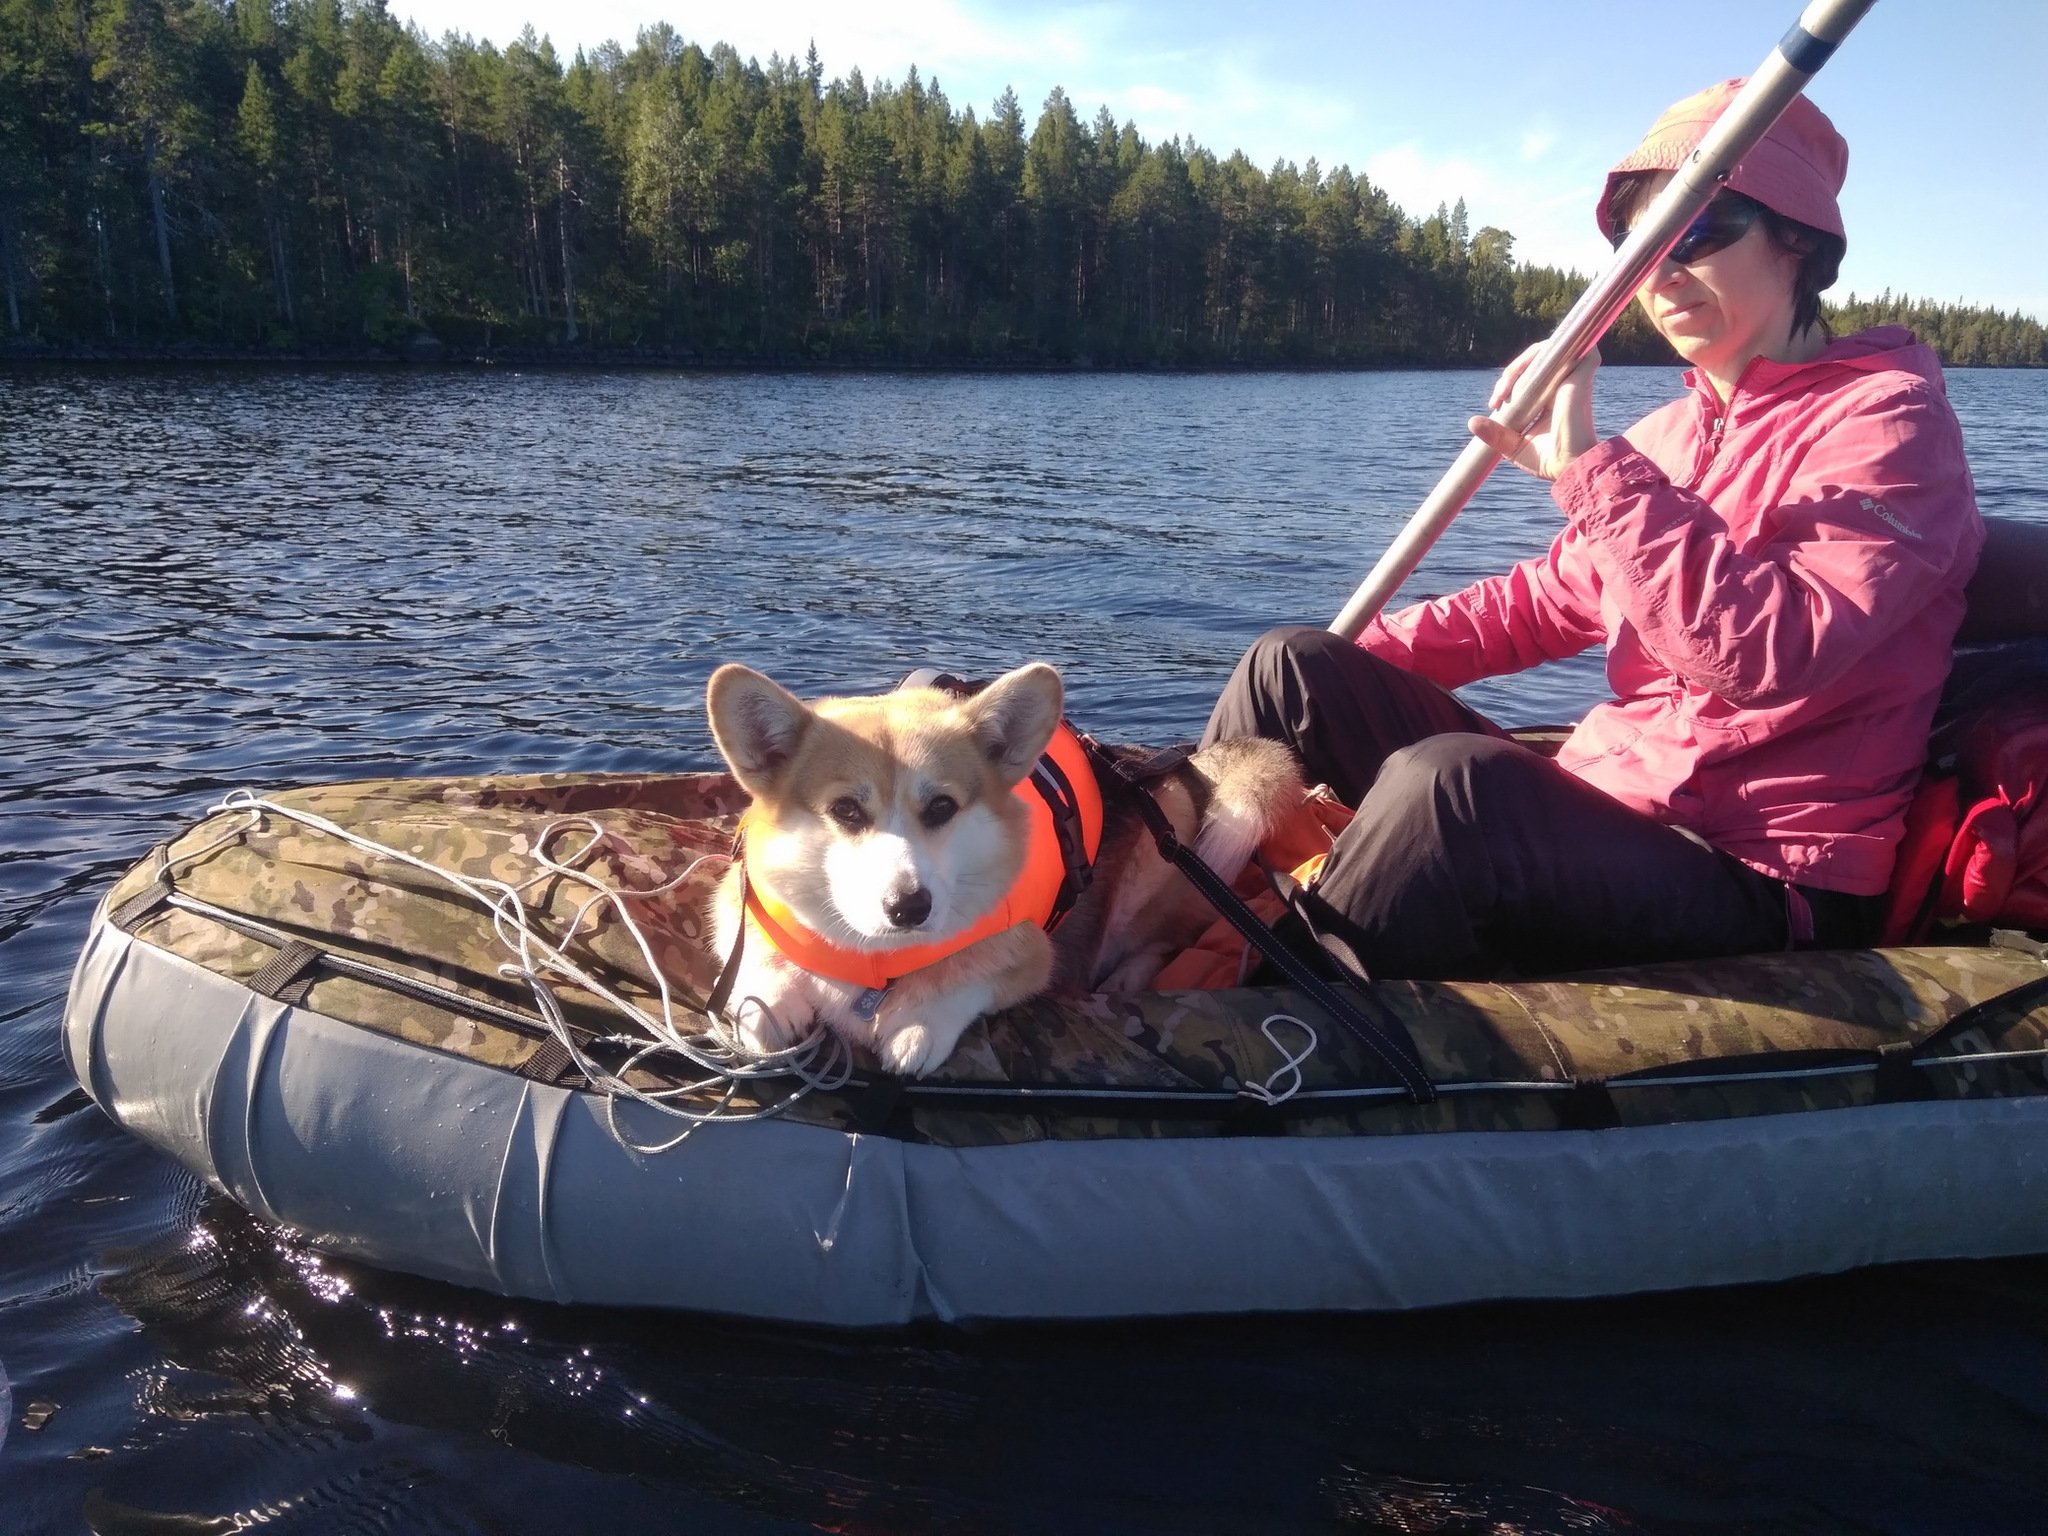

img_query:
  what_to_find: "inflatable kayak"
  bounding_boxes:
[63,769,2048,1326]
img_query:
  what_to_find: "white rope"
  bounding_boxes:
[1239,1013,1318,1107]
[200,790,853,1150]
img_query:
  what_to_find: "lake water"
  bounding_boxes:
[5,363,2048,1533]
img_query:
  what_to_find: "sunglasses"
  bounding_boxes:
[1608,191,1764,265]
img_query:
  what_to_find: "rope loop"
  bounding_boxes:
[199,791,854,1149]
[1238,1013,1318,1107]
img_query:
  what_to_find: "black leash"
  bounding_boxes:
[1076,734,1437,1105]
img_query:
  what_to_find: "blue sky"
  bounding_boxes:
[396,0,2047,320]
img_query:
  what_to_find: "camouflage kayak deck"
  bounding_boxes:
[102,772,2048,1149]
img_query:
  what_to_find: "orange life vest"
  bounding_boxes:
[742,721,1105,992]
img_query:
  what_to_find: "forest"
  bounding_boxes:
[2,0,2041,368]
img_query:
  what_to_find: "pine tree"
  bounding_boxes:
[0,8,2029,365]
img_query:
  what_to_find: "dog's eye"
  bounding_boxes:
[827,797,870,831]
[922,796,958,829]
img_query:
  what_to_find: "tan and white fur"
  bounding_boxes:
[705,662,1300,1076]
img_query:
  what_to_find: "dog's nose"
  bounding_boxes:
[884,888,932,929]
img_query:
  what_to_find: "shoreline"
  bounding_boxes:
[5,341,2040,373]
[0,341,1564,373]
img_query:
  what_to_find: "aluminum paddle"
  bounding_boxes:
[1329,0,1878,640]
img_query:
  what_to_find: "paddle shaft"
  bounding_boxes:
[1328,0,1878,640]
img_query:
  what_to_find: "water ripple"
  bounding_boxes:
[2,365,2045,1533]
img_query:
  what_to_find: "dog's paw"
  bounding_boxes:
[726,987,810,1056]
[876,1018,969,1078]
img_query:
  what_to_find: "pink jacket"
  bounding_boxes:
[1361,327,1983,895]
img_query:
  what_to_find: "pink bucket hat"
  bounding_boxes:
[1595,78,1848,242]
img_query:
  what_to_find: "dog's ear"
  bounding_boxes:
[965,662,1064,787]
[707,664,812,798]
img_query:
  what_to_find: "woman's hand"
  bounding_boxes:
[1468,343,1601,481]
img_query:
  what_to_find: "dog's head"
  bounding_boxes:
[706,662,1065,949]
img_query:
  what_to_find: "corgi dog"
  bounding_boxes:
[703,661,1301,1077]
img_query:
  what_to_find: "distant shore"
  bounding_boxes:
[4,339,2043,371]
[0,340,1599,372]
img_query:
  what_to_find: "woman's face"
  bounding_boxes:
[1624,171,1806,382]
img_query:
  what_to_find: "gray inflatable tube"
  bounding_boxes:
[64,914,2048,1326]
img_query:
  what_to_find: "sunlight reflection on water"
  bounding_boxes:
[3,364,2046,1534]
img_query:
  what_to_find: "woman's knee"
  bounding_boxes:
[1235,624,1424,700]
[1240,624,1348,671]
[1363,734,1561,833]
[1208,626,1355,747]
[1377,732,1534,792]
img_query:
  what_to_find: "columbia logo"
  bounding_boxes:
[1862,496,1919,538]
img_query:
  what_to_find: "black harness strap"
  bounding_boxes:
[1076,733,1437,1105]
[1027,746,1095,928]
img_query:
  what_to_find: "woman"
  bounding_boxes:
[1204,81,1983,980]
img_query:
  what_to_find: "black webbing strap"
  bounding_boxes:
[247,938,322,1005]
[1077,734,1437,1104]
[1873,1041,1931,1104]
[109,845,175,931]
[519,1036,579,1086]
[1563,1079,1623,1130]
[705,829,750,1022]
[852,1072,912,1133]
[1220,1095,1288,1137]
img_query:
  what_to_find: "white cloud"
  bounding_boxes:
[402,0,1116,107]
[388,0,2041,316]
[403,0,1598,272]
[1120,82,1194,119]
[1363,141,1609,273]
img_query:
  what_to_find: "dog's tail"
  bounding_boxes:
[1187,737,1305,881]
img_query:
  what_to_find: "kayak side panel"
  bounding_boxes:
[66,917,2048,1324]
[901,1097,2048,1317]
[65,919,926,1324]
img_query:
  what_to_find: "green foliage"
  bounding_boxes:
[1824,292,2047,368]
[236,61,277,169]
[0,3,2031,366]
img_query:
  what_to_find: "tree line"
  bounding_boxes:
[1,0,2038,368]
[1827,292,2046,369]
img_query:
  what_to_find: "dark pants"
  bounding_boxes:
[1202,627,1869,981]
